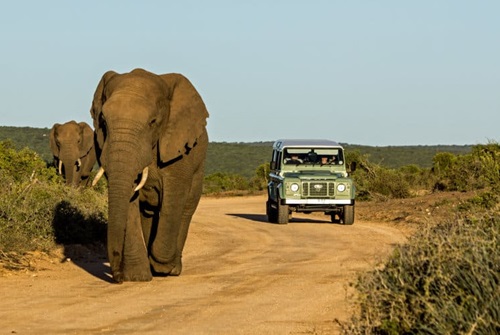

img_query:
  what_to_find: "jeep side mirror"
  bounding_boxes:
[270,161,276,170]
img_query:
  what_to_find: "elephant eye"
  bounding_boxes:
[149,118,157,127]
[99,113,107,127]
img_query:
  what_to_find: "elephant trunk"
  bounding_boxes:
[106,172,135,283]
[104,148,149,283]
[59,149,80,187]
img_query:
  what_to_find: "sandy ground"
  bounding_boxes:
[0,194,410,335]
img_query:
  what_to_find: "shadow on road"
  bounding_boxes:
[227,213,331,224]
[63,244,114,283]
[52,200,114,283]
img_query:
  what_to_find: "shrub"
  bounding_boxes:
[203,163,270,195]
[0,142,107,270]
[348,151,411,200]
[203,172,250,194]
[432,142,500,192]
[399,164,435,191]
[471,142,500,191]
[249,163,270,191]
[343,199,499,334]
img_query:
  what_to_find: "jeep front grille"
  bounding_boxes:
[302,182,335,197]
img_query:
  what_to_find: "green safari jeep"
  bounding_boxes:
[266,139,356,225]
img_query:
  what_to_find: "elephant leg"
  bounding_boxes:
[122,198,152,282]
[172,164,205,275]
[149,196,185,275]
[149,163,205,276]
[148,173,191,275]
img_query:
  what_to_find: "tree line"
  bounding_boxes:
[0,125,472,178]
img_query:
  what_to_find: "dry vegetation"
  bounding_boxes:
[342,194,499,335]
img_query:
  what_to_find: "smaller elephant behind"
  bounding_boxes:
[49,121,96,187]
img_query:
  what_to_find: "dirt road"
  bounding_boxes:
[0,195,408,335]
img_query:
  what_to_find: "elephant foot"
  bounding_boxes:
[112,271,124,284]
[122,272,153,282]
[114,265,152,283]
[149,255,182,276]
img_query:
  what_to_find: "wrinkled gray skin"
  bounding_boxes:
[90,68,209,283]
[49,121,96,187]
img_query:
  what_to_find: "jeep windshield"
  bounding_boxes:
[283,148,344,166]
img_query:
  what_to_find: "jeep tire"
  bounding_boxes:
[266,199,278,223]
[341,205,354,225]
[277,197,289,225]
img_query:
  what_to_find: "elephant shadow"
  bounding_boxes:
[52,201,114,283]
[227,213,330,224]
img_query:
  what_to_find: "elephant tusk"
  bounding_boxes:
[92,167,105,187]
[58,160,63,175]
[134,167,149,192]
[77,158,82,167]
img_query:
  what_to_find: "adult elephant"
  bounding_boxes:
[90,68,209,283]
[49,121,96,187]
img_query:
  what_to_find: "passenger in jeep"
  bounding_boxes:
[285,154,303,164]
[321,155,338,165]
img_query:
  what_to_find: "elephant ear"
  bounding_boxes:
[49,124,61,157]
[159,73,209,164]
[90,70,117,151]
[78,122,94,158]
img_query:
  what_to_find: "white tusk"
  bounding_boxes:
[58,160,63,175]
[134,167,149,192]
[92,167,105,187]
[77,158,82,167]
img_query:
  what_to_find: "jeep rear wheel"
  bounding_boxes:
[267,199,278,223]
[341,205,354,225]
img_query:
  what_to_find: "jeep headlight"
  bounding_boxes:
[290,183,299,192]
[337,184,346,192]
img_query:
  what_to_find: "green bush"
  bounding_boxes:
[203,163,270,195]
[347,151,411,200]
[0,141,107,270]
[343,200,499,334]
[203,172,250,194]
[433,142,500,192]
[347,142,500,199]
[471,142,500,191]
[399,164,435,191]
[249,163,270,191]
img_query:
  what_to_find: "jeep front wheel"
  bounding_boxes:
[277,198,289,224]
[341,205,354,225]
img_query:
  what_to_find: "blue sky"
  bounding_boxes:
[1,1,498,146]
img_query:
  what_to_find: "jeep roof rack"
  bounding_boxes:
[273,139,342,150]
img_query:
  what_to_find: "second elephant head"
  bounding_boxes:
[49,121,97,187]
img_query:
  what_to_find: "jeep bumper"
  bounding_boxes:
[284,199,353,205]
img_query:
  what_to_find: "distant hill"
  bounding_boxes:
[206,142,471,178]
[0,126,52,161]
[344,143,471,169]
[0,126,472,178]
